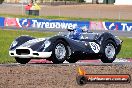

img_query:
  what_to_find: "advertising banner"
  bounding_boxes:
[103,22,132,31]
[1,16,132,31]
[13,18,90,30]
[0,17,5,28]
[89,21,104,30]
[4,18,19,28]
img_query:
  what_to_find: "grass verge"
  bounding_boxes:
[0,29,131,63]
[117,37,132,58]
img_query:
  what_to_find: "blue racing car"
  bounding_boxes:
[9,28,122,64]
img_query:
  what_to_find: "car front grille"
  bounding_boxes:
[16,49,30,55]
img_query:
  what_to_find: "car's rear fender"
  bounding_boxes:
[97,32,121,54]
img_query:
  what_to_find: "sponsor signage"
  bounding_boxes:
[0,17,132,31]
[15,18,89,30]
[0,17,5,28]
[76,67,131,85]
[103,22,132,31]
[4,18,19,27]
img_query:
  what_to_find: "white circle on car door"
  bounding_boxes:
[89,42,100,53]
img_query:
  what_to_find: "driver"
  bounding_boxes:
[72,27,83,40]
[68,26,88,40]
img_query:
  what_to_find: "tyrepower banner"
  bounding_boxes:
[0,17,5,28]
[4,17,89,30]
[1,17,132,31]
[103,22,132,31]
[89,21,132,31]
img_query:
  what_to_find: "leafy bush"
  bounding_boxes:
[0,0,4,4]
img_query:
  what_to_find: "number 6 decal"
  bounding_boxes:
[89,42,100,53]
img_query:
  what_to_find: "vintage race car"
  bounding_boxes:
[9,29,122,64]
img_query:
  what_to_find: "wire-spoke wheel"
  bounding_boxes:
[55,43,66,60]
[105,44,115,59]
[101,40,116,63]
[52,40,68,64]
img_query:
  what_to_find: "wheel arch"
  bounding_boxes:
[56,38,70,46]
[98,33,118,54]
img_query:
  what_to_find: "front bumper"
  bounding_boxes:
[9,47,52,58]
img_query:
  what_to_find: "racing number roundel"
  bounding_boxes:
[89,42,100,53]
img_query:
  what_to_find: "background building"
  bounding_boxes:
[3,0,132,5]
[115,0,132,5]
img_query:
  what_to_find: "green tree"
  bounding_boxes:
[0,0,4,4]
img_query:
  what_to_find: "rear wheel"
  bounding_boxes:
[15,57,31,64]
[101,40,116,63]
[51,40,68,64]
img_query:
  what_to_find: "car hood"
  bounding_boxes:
[19,38,47,48]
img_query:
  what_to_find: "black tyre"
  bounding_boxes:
[101,40,116,63]
[15,57,31,64]
[51,40,68,64]
[66,56,78,63]
[66,58,78,63]
[66,46,78,63]
[76,75,87,86]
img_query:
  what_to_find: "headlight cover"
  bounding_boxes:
[44,40,51,49]
[11,41,18,48]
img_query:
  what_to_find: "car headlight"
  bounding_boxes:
[11,41,18,48]
[44,40,51,49]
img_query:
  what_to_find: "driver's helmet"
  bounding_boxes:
[72,27,83,40]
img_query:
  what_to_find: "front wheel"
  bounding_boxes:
[101,40,116,63]
[15,57,31,64]
[51,40,68,64]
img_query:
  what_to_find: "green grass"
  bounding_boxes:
[117,37,132,58]
[0,14,132,22]
[0,29,132,63]
[0,29,56,63]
